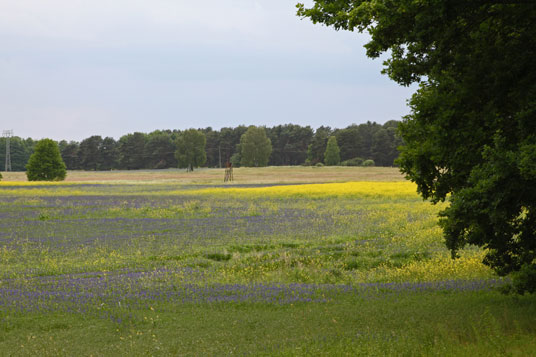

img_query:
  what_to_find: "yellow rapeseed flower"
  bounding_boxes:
[179,181,419,198]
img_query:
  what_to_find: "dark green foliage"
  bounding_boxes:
[218,126,247,166]
[230,152,241,168]
[307,126,331,165]
[341,157,364,167]
[99,137,119,170]
[240,126,272,167]
[145,132,177,169]
[298,1,536,291]
[324,136,340,166]
[175,129,207,171]
[26,139,66,181]
[5,122,403,170]
[79,136,103,171]
[59,141,80,170]
[362,159,375,167]
[202,126,248,168]
[372,128,395,166]
[334,122,382,162]
[0,137,34,171]
[60,137,118,171]
[267,124,313,166]
[332,121,400,165]
[334,125,360,162]
[118,132,147,170]
[505,263,536,295]
[203,128,222,168]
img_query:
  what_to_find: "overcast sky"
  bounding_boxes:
[0,0,415,141]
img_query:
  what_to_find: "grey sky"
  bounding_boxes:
[0,0,415,141]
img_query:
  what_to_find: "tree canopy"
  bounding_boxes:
[175,129,207,171]
[240,126,272,167]
[79,135,103,171]
[267,124,313,166]
[145,132,177,169]
[307,126,331,165]
[324,136,340,166]
[118,132,147,170]
[0,137,34,171]
[26,139,66,181]
[298,1,536,291]
[5,122,402,172]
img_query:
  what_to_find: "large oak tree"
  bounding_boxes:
[298,1,536,292]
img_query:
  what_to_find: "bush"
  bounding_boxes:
[341,157,364,166]
[362,159,375,167]
[314,162,324,167]
[508,263,536,294]
[26,139,66,181]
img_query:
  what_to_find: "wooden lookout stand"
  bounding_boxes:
[224,162,234,182]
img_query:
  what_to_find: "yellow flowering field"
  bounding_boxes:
[181,181,420,198]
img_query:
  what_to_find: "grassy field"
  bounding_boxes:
[1,167,535,355]
[0,166,405,184]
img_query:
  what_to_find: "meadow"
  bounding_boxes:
[0,167,535,356]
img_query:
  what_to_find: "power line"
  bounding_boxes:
[2,130,13,172]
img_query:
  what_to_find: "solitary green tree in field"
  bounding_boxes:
[324,136,340,166]
[298,1,536,292]
[240,126,272,167]
[26,139,66,181]
[175,129,206,172]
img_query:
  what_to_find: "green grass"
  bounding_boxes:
[2,292,535,356]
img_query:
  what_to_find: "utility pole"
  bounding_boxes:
[3,130,13,171]
[218,144,222,168]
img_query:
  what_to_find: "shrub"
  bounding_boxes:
[362,159,375,167]
[509,263,536,294]
[26,139,67,181]
[341,157,364,166]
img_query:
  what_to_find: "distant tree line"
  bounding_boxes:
[0,137,35,171]
[0,121,403,171]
